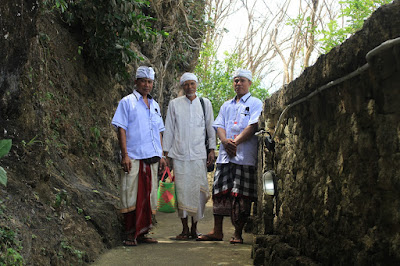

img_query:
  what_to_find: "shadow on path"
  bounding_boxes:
[92,201,253,265]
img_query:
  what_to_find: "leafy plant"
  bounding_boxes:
[76,207,83,215]
[90,127,100,142]
[21,135,41,147]
[53,189,69,210]
[318,20,349,53]
[44,0,168,77]
[0,139,12,187]
[43,0,68,12]
[0,226,24,265]
[319,0,393,53]
[60,240,85,263]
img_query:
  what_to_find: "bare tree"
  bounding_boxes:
[232,0,339,87]
[234,0,278,81]
[202,0,240,68]
[232,0,292,85]
[201,0,342,89]
[204,0,240,48]
[303,0,319,68]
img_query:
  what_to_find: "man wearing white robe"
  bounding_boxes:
[163,72,216,240]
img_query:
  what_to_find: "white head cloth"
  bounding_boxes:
[233,69,252,81]
[136,66,155,80]
[180,72,198,85]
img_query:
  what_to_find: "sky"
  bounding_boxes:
[215,1,293,94]
[214,0,318,94]
[212,0,391,95]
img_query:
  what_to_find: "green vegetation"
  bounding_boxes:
[0,139,12,187]
[43,0,168,77]
[76,207,83,215]
[53,189,69,211]
[90,126,101,153]
[195,42,269,117]
[0,201,24,265]
[319,0,393,53]
[60,240,85,263]
[21,135,41,147]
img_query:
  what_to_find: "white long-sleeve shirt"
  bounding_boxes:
[163,96,216,160]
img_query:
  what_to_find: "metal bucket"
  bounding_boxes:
[262,171,275,196]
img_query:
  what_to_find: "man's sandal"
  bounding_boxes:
[123,239,137,246]
[196,234,223,241]
[229,237,243,244]
[190,232,202,239]
[175,233,189,240]
[137,236,158,244]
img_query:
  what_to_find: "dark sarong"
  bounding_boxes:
[123,211,136,237]
[213,195,252,228]
[134,160,153,239]
[212,163,256,226]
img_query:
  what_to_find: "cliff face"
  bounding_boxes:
[0,0,204,264]
[254,1,400,265]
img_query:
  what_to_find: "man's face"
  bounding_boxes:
[135,78,154,96]
[182,80,197,97]
[233,77,251,97]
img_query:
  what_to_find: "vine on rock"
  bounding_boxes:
[44,0,168,77]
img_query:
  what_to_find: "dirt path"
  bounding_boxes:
[92,201,254,265]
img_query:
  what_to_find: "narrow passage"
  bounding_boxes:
[93,201,253,266]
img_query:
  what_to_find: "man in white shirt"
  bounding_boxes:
[197,69,263,244]
[163,72,216,240]
[112,66,167,246]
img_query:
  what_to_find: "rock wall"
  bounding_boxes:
[0,0,204,264]
[254,1,400,265]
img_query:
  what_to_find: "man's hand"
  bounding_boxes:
[233,123,258,146]
[121,154,132,173]
[222,138,237,157]
[165,157,173,170]
[159,157,167,172]
[207,149,216,167]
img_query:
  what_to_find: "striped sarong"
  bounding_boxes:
[212,162,257,199]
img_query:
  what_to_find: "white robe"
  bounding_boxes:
[163,96,216,160]
[173,159,209,221]
[163,96,216,220]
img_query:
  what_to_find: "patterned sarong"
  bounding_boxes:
[213,195,252,227]
[213,163,257,199]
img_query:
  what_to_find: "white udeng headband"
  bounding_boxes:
[136,66,155,80]
[180,72,198,85]
[233,69,252,81]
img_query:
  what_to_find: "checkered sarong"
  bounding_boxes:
[213,163,257,199]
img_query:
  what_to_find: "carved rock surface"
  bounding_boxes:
[255,1,400,265]
[0,0,204,264]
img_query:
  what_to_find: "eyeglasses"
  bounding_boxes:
[234,78,248,84]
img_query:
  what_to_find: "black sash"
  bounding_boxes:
[142,156,160,165]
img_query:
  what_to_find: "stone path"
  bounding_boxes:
[92,201,253,265]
